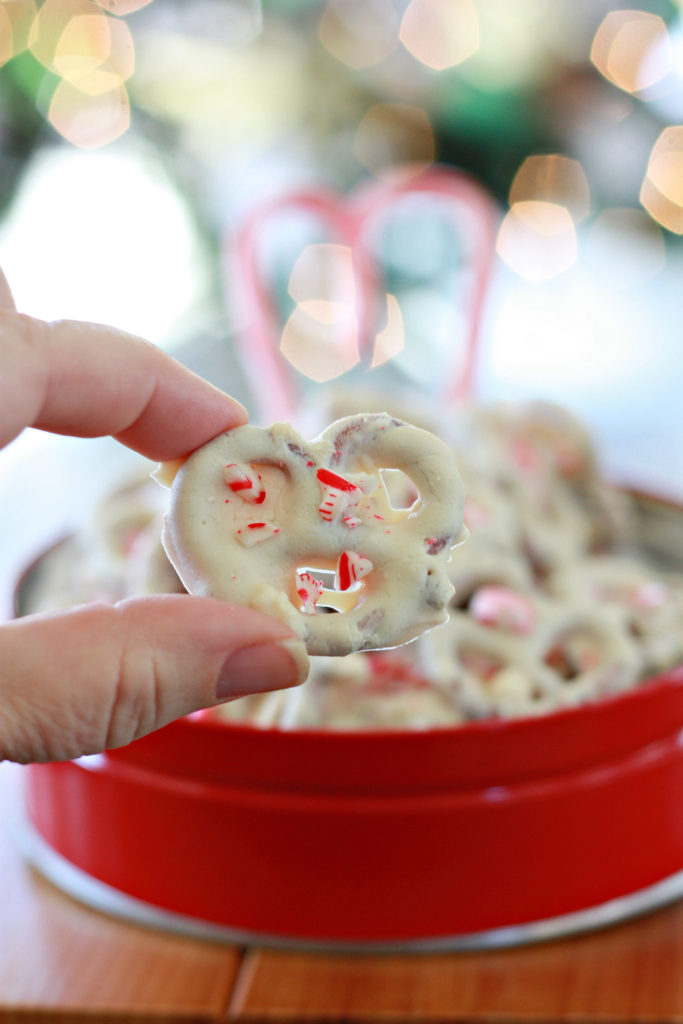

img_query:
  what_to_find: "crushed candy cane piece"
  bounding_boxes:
[296,570,324,614]
[236,521,281,547]
[317,468,358,491]
[335,550,374,591]
[224,463,266,503]
[469,585,537,635]
[317,467,361,523]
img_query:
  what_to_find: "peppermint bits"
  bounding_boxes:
[335,551,373,591]
[236,522,281,548]
[317,467,361,524]
[224,462,266,504]
[469,586,537,635]
[296,571,324,614]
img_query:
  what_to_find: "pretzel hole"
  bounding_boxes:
[295,564,366,614]
[544,628,601,681]
[378,469,419,512]
[460,648,504,683]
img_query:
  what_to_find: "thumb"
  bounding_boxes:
[0,595,309,763]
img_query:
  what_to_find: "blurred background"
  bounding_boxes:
[0,0,681,609]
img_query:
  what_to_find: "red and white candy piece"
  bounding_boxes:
[296,570,324,614]
[236,521,281,547]
[317,467,361,524]
[335,550,373,591]
[224,462,266,504]
[469,585,537,635]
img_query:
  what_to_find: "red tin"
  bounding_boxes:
[23,664,683,947]
[18,489,683,948]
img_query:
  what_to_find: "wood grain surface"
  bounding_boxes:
[3,762,683,1023]
[230,910,683,1022]
[0,764,241,1023]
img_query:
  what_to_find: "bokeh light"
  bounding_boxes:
[280,303,360,382]
[353,103,435,179]
[281,243,360,382]
[399,0,479,70]
[590,10,672,95]
[25,0,137,148]
[0,0,36,66]
[643,18,683,120]
[48,78,130,149]
[640,126,683,233]
[496,201,578,283]
[509,155,590,224]
[30,0,104,70]
[0,7,12,67]
[53,15,134,95]
[318,0,399,70]
[287,242,356,308]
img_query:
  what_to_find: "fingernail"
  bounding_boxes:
[215,637,309,702]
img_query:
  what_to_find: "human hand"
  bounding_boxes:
[0,269,309,763]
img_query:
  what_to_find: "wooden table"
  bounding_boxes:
[3,763,683,1023]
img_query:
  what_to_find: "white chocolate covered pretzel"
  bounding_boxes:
[549,555,683,675]
[530,604,643,705]
[162,413,465,655]
[423,585,642,718]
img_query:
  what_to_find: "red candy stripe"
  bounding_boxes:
[224,463,266,504]
[296,570,324,614]
[316,468,358,491]
[316,468,361,524]
[335,550,374,591]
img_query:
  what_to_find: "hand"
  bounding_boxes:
[0,269,308,763]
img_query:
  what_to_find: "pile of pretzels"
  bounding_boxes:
[22,396,683,729]
[214,397,683,728]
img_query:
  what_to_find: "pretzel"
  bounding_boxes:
[550,555,683,675]
[423,586,642,718]
[423,610,562,718]
[530,604,643,704]
[162,412,465,656]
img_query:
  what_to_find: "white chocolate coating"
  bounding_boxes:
[162,413,466,656]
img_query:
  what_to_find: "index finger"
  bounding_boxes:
[0,309,248,460]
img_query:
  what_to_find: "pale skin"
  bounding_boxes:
[0,270,308,764]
